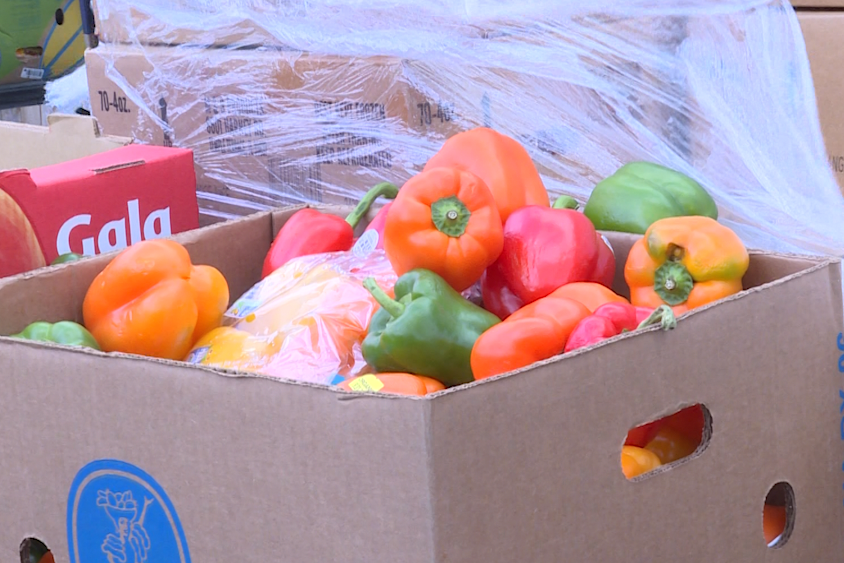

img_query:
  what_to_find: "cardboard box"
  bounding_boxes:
[0,114,200,277]
[798,11,844,193]
[86,43,687,222]
[792,0,844,6]
[0,205,841,561]
[84,44,473,221]
[0,0,86,85]
[90,0,484,48]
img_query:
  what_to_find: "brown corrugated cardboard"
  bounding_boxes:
[90,0,485,47]
[792,0,844,7]
[799,11,844,193]
[85,43,685,223]
[85,44,470,222]
[0,204,842,561]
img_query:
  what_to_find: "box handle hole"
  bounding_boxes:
[621,404,710,480]
[764,482,795,548]
[20,537,54,563]
[55,8,64,25]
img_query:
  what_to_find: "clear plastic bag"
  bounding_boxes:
[88,0,844,258]
[186,249,398,384]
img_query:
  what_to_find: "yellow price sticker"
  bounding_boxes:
[348,374,385,393]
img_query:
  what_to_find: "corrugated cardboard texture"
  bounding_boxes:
[85,44,465,222]
[0,114,131,171]
[0,208,841,561]
[799,11,844,194]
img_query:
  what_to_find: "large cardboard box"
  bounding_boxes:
[90,0,483,48]
[0,204,842,561]
[85,44,470,221]
[86,43,689,223]
[0,114,200,278]
[798,11,844,194]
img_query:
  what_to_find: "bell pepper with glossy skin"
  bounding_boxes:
[548,282,629,314]
[621,445,663,479]
[664,404,706,444]
[564,303,676,353]
[363,202,392,250]
[480,196,615,320]
[625,216,749,315]
[337,372,445,396]
[362,269,500,388]
[384,167,503,292]
[83,239,229,360]
[764,504,788,546]
[50,252,84,265]
[471,293,591,380]
[625,420,666,449]
[11,321,100,350]
[584,161,718,234]
[423,127,550,223]
[185,326,280,373]
[262,182,398,278]
[644,426,699,465]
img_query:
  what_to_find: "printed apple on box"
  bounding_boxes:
[0,144,199,278]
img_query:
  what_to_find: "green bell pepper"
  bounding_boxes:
[362,269,500,388]
[583,161,718,234]
[51,253,84,265]
[11,321,101,350]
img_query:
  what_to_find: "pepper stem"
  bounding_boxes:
[363,278,405,318]
[345,183,399,229]
[637,305,677,331]
[653,260,694,306]
[431,196,471,238]
[553,195,579,210]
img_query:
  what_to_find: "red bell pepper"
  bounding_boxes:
[262,182,398,278]
[362,201,392,250]
[564,303,676,353]
[480,196,615,319]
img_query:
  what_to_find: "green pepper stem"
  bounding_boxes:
[637,305,677,331]
[553,195,580,210]
[653,260,694,306]
[431,196,471,238]
[363,278,405,318]
[345,183,400,229]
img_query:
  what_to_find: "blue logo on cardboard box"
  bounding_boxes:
[67,459,191,563]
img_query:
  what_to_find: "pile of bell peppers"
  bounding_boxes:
[6,127,750,390]
[338,127,749,394]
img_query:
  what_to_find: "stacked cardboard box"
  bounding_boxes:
[85,2,692,224]
[795,2,844,194]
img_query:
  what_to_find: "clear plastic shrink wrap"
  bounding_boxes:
[86,0,844,257]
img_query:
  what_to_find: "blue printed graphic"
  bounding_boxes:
[67,459,190,563]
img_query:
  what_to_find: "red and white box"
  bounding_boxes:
[0,114,199,278]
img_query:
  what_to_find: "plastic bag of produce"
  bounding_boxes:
[186,249,398,384]
[87,0,844,258]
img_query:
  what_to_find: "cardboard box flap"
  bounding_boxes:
[0,341,437,563]
[426,258,844,561]
[0,114,132,172]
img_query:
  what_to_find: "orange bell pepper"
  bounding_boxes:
[471,294,590,380]
[624,216,749,315]
[621,445,663,479]
[384,166,503,292]
[337,373,444,396]
[423,127,550,223]
[644,426,699,464]
[763,504,787,546]
[546,282,629,313]
[83,239,229,360]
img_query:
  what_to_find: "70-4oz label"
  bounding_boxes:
[97,90,132,113]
